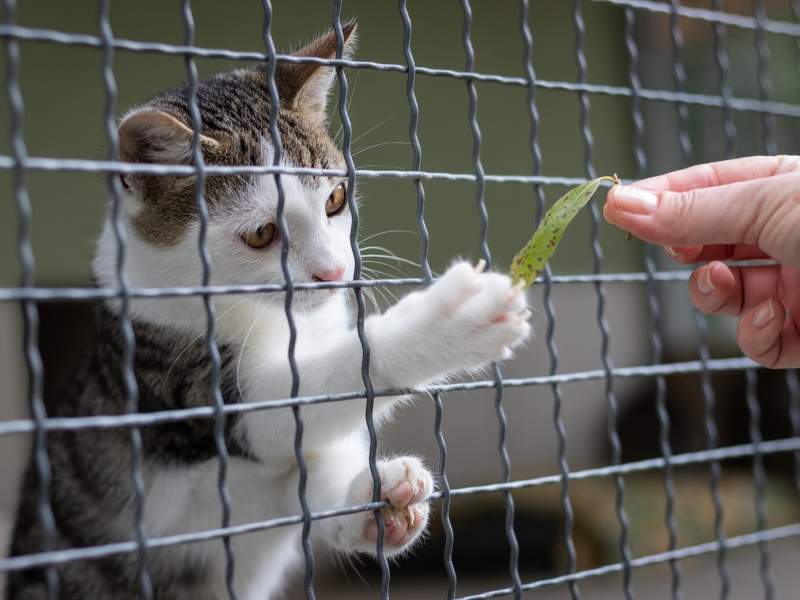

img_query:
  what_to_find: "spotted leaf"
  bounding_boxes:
[510,175,619,288]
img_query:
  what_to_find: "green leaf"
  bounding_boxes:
[510,174,619,288]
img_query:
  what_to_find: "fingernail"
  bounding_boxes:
[664,246,680,258]
[752,298,776,329]
[611,185,658,215]
[697,265,715,295]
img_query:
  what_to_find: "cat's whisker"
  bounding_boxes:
[351,141,411,158]
[360,253,422,270]
[356,270,387,313]
[360,268,400,305]
[348,116,392,149]
[358,229,414,244]
[353,163,405,170]
[361,259,407,275]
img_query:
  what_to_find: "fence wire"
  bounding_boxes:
[2,1,800,599]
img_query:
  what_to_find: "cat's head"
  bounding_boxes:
[97,23,358,319]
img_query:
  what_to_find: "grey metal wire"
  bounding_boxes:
[3,1,59,598]
[396,1,458,597]
[3,435,799,575]
[454,523,800,600]
[745,370,775,599]
[624,8,683,599]
[668,5,731,596]
[2,21,800,117]
[754,0,778,155]
[0,263,782,304]
[573,1,634,596]
[181,4,239,599]
[0,357,765,438]
[3,2,800,598]
[517,2,579,598]
[460,1,522,598]
[259,2,316,598]
[330,3,390,597]
[98,1,152,597]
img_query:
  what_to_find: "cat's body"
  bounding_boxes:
[7,23,530,599]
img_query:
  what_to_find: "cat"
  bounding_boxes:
[7,22,530,600]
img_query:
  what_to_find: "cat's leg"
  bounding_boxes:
[305,438,434,557]
[241,261,530,453]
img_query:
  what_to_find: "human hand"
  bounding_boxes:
[603,155,800,369]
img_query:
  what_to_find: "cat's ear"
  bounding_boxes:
[276,20,357,122]
[118,109,221,165]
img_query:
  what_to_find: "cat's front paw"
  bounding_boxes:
[343,457,432,556]
[380,260,531,383]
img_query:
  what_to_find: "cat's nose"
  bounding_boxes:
[312,266,345,282]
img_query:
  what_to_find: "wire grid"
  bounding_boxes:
[2,1,800,599]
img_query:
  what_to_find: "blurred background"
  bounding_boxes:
[2,0,800,598]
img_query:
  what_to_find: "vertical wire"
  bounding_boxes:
[397,2,457,597]
[669,3,730,597]
[260,3,316,598]
[572,1,634,597]
[98,2,152,597]
[710,3,738,593]
[463,2,522,597]
[624,8,683,599]
[331,3,389,597]
[712,0,737,160]
[754,0,778,156]
[517,2,578,597]
[3,2,59,598]
[180,3,238,598]
[745,369,774,599]
[751,3,776,597]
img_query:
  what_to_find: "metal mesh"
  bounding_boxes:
[2,1,800,599]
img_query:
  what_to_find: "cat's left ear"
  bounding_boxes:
[275,20,357,123]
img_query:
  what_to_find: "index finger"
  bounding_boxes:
[632,155,800,193]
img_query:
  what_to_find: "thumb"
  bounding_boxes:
[603,171,800,268]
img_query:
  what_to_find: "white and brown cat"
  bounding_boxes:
[8,22,530,600]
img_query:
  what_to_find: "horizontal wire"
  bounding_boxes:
[455,522,800,600]
[0,356,757,436]
[1,261,782,302]
[0,155,592,183]
[1,436,797,573]
[1,24,800,117]
[597,0,800,37]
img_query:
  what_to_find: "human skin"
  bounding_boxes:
[603,155,800,369]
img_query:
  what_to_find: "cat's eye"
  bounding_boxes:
[242,223,277,249]
[325,182,347,217]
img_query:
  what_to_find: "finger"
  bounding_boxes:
[689,262,741,316]
[631,155,800,193]
[603,171,800,267]
[737,298,786,368]
[663,244,770,264]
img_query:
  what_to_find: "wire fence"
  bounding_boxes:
[2,1,800,599]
